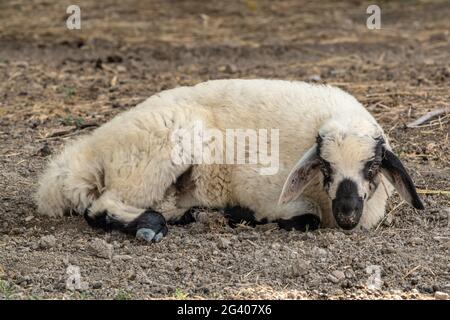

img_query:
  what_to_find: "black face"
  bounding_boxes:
[332,179,363,230]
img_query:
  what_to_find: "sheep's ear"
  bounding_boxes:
[380,147,424,210]
[278,144,320,205]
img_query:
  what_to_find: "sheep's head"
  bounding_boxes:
[279,118,424,230]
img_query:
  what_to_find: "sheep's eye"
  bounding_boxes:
[319,158,333,187]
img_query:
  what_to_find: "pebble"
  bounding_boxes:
[37,144,52,156]
[116,65,127,73]
[92,282,102,289]
[434,291,449,300]
[331,270,346,281]
[302,232,315,240]
[13,61,29,68]
[409,237,424,245]
[312,247,327,257]
[290,261,310,277]
[88,238,114,259]
[344,269,355,279]
[39,235,56,249]
[383,214,394,226]
[113,255,133,261]
[308,74,322,82]
[218,237,231,249]
[218,64,237,74]
[327,274,340,284]
[271,243,281,250]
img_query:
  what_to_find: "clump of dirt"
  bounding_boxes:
[0,0,449,299]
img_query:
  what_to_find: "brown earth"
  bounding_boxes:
[0,0,449,300]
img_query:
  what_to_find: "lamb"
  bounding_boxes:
[35,79,424,242]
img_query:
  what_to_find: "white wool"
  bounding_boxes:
[36,79,395,229]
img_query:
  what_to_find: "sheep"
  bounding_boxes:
[36,79,424,241]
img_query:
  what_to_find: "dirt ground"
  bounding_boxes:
[0,0,449,300]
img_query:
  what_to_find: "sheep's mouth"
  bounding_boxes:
[334,214,361,230]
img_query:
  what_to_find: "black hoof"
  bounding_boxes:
[131,210,168,243]
[277,214,321,232]
[222,206,266,228]
[170,207,202,226]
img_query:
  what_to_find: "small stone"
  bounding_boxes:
[327,274,340,284]
[302,232,315,240]
[88,238,113,259]
[383,214,394,226]
[17,275,31,285]
[224,64,237,74]
[218,64,237,74]
[38,144,52,157]
[271,243,281,250]
[39,235,56,249]
[435,291,449,300]
[409,237,423,245]
[113,255,133,261]
[13,61,29,68]
[290,261,310,277]
[106,54,123,63]
[24,215,34,222]
[344,269,355,279]
[312,247,327,257]
[382,244,395,254]
[308,74,321,82]
[411,288,420,294]
[419,285,434,294]
[92,282,102,289]
[331,270,346,281]
[116,65,127,73]
[218,237,231,249]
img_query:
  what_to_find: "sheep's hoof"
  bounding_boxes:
[277,213,321,232]
[134,210,168,243]
[136,228,165,242]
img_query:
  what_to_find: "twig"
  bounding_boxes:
[403,265,421,279]
[416,189,450,195]
[407,107,450,128]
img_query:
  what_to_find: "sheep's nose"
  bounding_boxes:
[332,196,363,230]
[334,197,363,216]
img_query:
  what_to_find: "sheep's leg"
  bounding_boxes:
[84,190,171,242]
[223,205,321,231]
[85,207,168,242]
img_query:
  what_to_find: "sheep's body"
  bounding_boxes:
[36,79,393,230]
